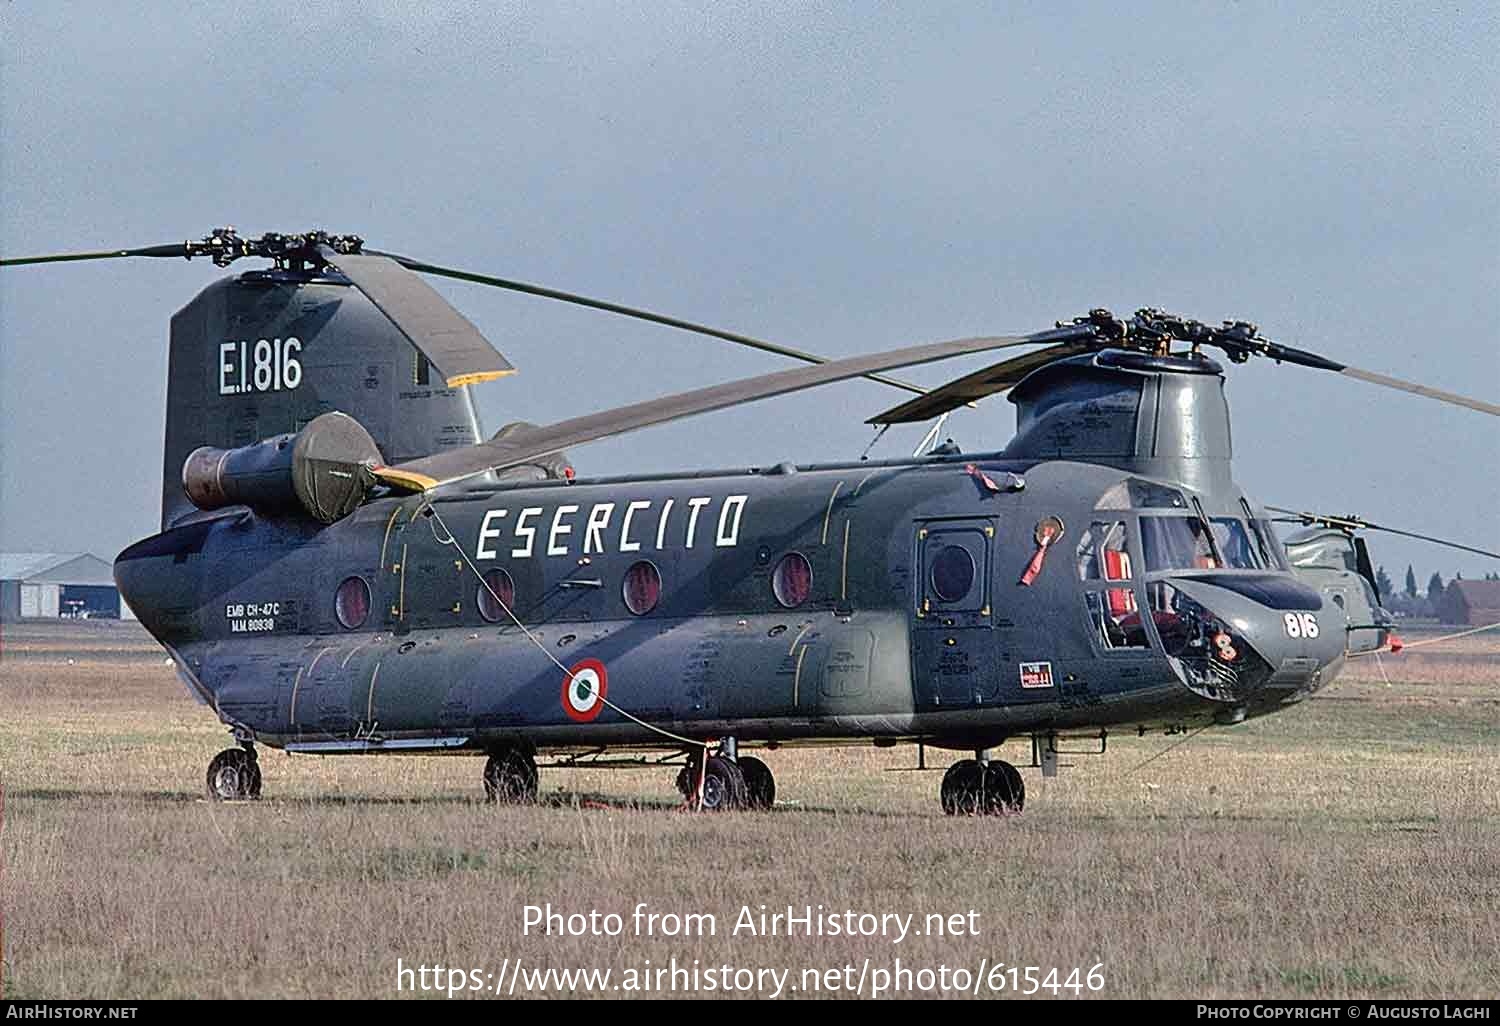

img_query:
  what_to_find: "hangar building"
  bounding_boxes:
[0,552,133,620]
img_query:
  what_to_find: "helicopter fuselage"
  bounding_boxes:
[114,450,1348,758]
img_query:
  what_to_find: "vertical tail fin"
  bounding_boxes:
[162,269,485,528]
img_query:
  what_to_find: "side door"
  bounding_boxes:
[911,518,997,710]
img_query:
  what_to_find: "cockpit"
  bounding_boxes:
[1076,478,1340,706]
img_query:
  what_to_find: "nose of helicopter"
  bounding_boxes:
[1158,573,1347,711]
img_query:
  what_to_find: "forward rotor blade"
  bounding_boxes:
[1334,364,1500,417]
[0,243,189,267]
[370,250,930,398]
[1250,337,1499,415]
[867,337,1097,424]
[373,331,1052,492]
[317,247,515,388]
[1266,506,1500,560]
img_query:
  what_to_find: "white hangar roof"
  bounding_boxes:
[0,552,116,586]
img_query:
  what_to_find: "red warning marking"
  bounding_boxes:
[561,658,608,722]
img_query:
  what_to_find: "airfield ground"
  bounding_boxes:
[1,619,1496,999]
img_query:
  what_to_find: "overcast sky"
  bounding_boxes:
[2,2,1496,584]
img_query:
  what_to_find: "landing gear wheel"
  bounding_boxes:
[940,759,985,815]
[679,755,746,811]
[483,748,539,804]
[738,756,776,810]
[206,748,260,801]
[984,761,1025,814]
[941,759,1024,815]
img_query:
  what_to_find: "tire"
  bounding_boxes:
[940,759,984,815]
[697,756,747,811]
[206,748,258,801]
[738,756,776,810]
[983,761,1024,814]
[483,748,539,804]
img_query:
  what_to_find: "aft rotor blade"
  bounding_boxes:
[0,243,189,267]
[316,247,515,388]
[867,337,1098,424]
[370,250,930,398]
[373,332,1050,492]
[1266,506,1500,560]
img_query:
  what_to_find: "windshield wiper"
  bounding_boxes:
[1190,496,1225,568]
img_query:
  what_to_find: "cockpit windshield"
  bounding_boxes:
[1140,516,1266,571]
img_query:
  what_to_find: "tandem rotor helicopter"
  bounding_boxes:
[4,228,1497,814]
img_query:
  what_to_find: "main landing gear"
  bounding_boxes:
[483,746,539,804]
[206,743,261,801]
[674,741,775,812]
[940,753,1024,816]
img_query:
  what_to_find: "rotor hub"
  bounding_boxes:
[183,228,365,269]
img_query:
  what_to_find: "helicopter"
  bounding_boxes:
[3,228,1496,814]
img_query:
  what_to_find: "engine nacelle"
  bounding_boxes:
[182,411,382,524]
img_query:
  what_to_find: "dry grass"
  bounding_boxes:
[2,621,1498,999]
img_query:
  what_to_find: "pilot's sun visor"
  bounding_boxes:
[1170,573,1322,611]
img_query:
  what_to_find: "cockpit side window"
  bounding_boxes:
[1078,520,1148,650]
[1076,521,1132,581]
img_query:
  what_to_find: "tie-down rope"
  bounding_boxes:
[1348,620,1500,657]
[421,502,715,807]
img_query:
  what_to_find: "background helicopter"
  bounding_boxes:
[3,229,1496,814]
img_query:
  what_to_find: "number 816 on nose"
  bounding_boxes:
[1283,612,1319,638]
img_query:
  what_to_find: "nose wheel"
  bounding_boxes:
[206,746,261,801]
[940,758,1024,815]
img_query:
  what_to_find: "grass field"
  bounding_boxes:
[2,620,1497,999]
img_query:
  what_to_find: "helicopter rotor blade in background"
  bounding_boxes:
[866,336,1099,424]
[314,247,516,388]
[372,331,1053,492]
[370,250,933,398]
[1266,506,1500,561]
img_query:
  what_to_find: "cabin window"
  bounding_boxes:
[335,576,370,630]
[622,560,662,616]
[772,552,813,608]
[930,544,976,603]
[476,568,516,623]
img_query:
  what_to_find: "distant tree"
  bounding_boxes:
[1427,572,1445,604]
[1404,565,1418,599]
[1375,565,1393,601]
[1487,572,1500,582]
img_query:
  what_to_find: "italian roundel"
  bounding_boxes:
[561,659,608,722]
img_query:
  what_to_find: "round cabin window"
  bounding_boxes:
[622,560,662,616]
[477,568,516,623]
[335,575,371,630]
[930,545,975,603]
[772,552,813,608]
